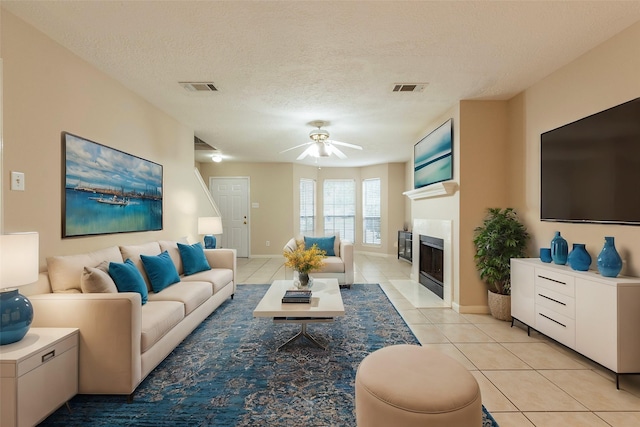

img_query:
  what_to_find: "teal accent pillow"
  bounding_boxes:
[140,251,181,293]
[108,259,148,304]
[304,236,335,256]
[177,242,211,276]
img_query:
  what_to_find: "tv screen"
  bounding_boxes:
[540,97,640,225]
[414,118,453,189]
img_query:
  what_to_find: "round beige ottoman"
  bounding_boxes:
[355,344,482,427]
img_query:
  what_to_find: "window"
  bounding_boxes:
[363,178,381,245]
[299,179,315,235]
[323,179,355,242]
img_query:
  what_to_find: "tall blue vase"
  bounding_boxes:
[550,231,568,265]
[568,243,591,271]
[597,236,622,278]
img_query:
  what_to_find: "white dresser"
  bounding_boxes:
[511,258,640,388]
[0,328,79,427]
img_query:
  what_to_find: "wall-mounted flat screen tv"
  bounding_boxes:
[541,97,640,225]
[414,118,453,189]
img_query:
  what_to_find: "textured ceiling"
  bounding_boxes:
[4,1,640,167]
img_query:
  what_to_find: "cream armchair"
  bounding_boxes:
[283,235,354,288]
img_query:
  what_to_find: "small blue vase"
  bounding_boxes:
[550,231,568,265]
[568,243,591,271]
[597,236,622,278]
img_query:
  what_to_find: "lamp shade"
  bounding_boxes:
[0,232,38,345]
[0,232,39,287]
[198,217,223,235]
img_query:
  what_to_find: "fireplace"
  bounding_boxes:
[419,235,444,299]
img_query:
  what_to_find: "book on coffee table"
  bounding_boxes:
[282,289,312,303]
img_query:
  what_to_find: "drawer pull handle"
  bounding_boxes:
[539,313,566,328]
[538,275,567,286]
[42,350,56,363]
[538,293,566,306]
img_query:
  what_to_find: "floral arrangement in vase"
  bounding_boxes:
[283,241,326,287]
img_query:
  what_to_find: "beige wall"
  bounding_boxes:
[458,100,510,309]
[1,11,213,268]
[199,161,407,256]
[509,20,640,278]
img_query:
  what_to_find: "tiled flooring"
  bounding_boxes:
[237,253,640,426]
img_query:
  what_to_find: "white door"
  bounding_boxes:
[209,177,250,257]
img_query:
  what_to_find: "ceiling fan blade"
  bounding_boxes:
[330,145,348,159]
[297,145,316,160]
[280,142,312,154]
[328,140,363,150]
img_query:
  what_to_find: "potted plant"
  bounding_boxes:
[473,208,529,320]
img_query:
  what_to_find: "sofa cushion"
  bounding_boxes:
[119,242,162,290]
[47,246,123,293]
[181,268,234,294]
[109,259,149,304]
[284,238,298,253]
[81,261,117,293]
[313,256,345,273]
[140,301,184,353]
[178,242,211,275]
[147,281,212,315]
[304,235,336,256]
[158,238,189,276]
[140,251,181,293]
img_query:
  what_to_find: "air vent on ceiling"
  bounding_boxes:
[180,82,218,92]
[392,83,428,93]
[194,136,217,151]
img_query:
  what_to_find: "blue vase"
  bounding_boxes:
[550,231,568,265]
[597,236,622,278]
[0,289,34,345]
[568,243,591,271]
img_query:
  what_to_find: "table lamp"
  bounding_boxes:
[198,217,223,249]
[0,232,39,345]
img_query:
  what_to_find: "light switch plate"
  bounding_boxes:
[11,171,25,191]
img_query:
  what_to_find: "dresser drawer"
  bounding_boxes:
[535,305,575,348]
[535,268,575,297]
[535,286,575,320]
[16,333,77,378]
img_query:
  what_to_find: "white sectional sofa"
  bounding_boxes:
[21,239,236,396]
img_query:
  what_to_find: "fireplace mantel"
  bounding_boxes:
[403,182,458,200]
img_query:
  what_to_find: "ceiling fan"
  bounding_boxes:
[280,122,363,160]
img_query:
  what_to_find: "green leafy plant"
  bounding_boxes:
[473,208,529,295]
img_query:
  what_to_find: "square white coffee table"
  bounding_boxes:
[253,278,345,350]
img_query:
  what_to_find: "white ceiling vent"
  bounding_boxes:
[180,82,218,92]
[392,83,428,93]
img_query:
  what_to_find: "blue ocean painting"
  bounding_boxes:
[414,119,453,188]
[63,133,163,237]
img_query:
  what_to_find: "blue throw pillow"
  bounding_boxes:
[140,251,181,293]
[304,236,335,256]
[109,259,148,304]
[177,242,211,276]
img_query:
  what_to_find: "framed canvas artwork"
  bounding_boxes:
[62,132,163,237]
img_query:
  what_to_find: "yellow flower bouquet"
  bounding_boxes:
[283,241,326,274]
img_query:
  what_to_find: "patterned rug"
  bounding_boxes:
[41,284,499,426]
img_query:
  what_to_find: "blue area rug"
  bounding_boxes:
[41,284,498,426]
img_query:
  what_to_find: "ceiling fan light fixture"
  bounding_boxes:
[309,128,330,142]
[316,142,330,157]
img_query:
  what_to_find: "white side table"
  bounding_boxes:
[0,328,79,427]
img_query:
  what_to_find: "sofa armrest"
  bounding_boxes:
[29,293,142,395]
[204,248,237,291]
[340,240,354,285]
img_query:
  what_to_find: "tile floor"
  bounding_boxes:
[237,253,640,426]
